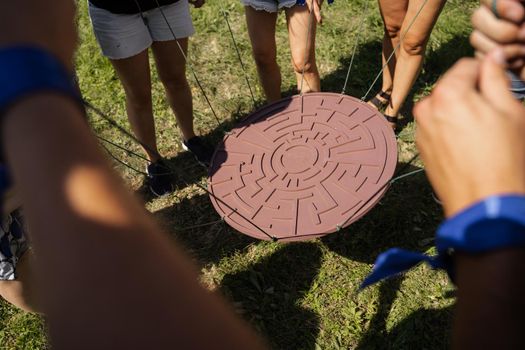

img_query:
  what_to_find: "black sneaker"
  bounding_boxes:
[182,136,214,168]
[146,159,174,197]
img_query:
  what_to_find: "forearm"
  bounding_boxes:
[2,94,265,349]
[453,249,525,349]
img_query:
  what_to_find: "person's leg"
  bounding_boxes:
[371,0,409,107]
[151,39,195,142]
[110,51,161,162]
[245,6,281,102]
[286,4,320,94]
[385,0,446,120]
[0,251,40,313]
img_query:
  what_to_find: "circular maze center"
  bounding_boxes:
[280,145,317,174]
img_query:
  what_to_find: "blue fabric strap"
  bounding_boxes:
[0,46,81,213]
[360,248,446,288]
[0,46,80,118]
[361,195,525,289]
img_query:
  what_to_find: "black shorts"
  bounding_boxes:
[0,210,29,281]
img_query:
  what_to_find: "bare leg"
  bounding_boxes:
[377,0,409,102]
[110,50,161,162]
[245,6,281,103]
[151,39,196,142]
[0,251,41,313]
[385,0,446,118]
[286,4,320,94]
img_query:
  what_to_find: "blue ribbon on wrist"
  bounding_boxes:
[361,195,525,289]
[0,46,82,214]
[0,46,81,117]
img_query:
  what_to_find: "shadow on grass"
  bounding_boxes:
[321,165,453,348]
[220,242,323,350]
[143,33,468,349]
[356,277,454,349]
[322,164,443,264]
[315,35,468,347]
[153,193,258,265]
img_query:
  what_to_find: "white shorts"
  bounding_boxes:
[88,0,195,60]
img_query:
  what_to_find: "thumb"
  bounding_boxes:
[479,48,517,109]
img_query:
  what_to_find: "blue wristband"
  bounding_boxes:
[0,46,82,213]
[361,195,525,289]
[0,46,81,118]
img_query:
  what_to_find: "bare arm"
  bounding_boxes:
[453,250,525,349]
[471,0,525,78]
[0,1,266,349]
[414,54,525,348]
[3,95,265,349]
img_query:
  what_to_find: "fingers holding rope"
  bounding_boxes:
[306,0,323,24]
[472,0,525,78]
[481,0,525,23]
[472,5,525,44]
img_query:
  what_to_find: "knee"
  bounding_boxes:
[252,47,277,70]
[402,35,428,56]
[160,72,188,93]
[291,54,315,75]
[125,87,152,111]
[384,23,401,39]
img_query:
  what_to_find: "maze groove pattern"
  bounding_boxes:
[209,93,398,241]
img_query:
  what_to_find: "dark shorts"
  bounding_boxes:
[0,210,29,281]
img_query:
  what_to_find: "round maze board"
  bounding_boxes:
[208,93,398,242]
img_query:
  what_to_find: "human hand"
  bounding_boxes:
[0,0,77,70]
[471,0,525,78]
[306,0,323,24]
[414,52,525,217]
[189,0,205,9]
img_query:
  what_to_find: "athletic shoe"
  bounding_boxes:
[182,136,214,168]
[146,159,174,197]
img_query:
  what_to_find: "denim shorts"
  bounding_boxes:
[89,0,195,59]
[242,0,298,12]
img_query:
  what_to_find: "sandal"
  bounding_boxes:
[384,114,398,130]
[367,90,391,110]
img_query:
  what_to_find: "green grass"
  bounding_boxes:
[1,0,477,348]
